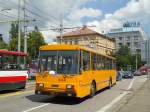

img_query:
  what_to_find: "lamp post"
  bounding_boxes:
[136,50,138,70]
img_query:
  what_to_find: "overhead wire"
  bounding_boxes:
[0,0,56,28]
[25,0,59,28]
[27,0,59,25]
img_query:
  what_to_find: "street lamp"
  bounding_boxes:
[136,50,138,70]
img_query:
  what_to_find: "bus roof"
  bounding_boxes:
[0,50,27,56]
[40,44,115,60]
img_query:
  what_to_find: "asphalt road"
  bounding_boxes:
[0,75,147,112]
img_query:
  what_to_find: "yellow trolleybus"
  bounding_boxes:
[35,44,116,98]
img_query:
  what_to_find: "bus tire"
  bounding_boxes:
[89,81,96,98]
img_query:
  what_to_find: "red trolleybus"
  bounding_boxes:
[0,50,28,91]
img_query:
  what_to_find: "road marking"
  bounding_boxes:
[128,79,135,90]
[96,79,135,112]
[26,85,35,88]
[22,104,49,112]
[0,90,34,99]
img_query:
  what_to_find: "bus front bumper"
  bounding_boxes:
[35,89,76,97]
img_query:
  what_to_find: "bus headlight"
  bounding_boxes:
[66,84,74,89]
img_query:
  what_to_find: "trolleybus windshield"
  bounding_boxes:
[0,52,27,70]
[39,50,79,75]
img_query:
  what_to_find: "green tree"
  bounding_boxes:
[0,37,8,49]
[116,45,132,70]
[0,40,8,49]
[9,22,18,39]
[9,23,24,51]
[9,23,46,62]
[27,26,46,60]
[131,53,141,69]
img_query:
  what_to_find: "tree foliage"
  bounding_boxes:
[116,45,141,70]
[8,23,46,62]
[116,45,132,70]
[0,40,8,49]
[9,23,24,51]
[27,26,46,60]
[0,36,8,49]
[9,22,18,39]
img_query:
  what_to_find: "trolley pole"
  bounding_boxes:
[18,0,21,52]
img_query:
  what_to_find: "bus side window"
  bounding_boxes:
[82,51,90,71]
[0,55,2,70]
[92,53,97,70]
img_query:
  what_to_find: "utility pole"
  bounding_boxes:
[23,0,27,65]
[136,50,138,70]
[18,0,21,52]
[60,15,63,44]
[24,0,27,54]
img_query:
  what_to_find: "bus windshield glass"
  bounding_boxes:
[39,50,79,74]
[0,53,27,71]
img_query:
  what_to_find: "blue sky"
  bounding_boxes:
[80,0,129,23]
[76,0,150,39]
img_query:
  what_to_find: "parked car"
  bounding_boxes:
[139,65,148,75]
[133,70,141,76]
[116,71,123,81]
[123,71,134,79]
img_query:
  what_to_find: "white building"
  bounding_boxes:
[107,26,148,55]
[141,40,150,67]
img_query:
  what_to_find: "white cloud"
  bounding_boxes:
[0,0,150,43]
[88,0,150,34]
[41,30,58,43]
[68,7,102,22]
[0,0,96,43]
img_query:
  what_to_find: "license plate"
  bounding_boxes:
[51,84,59,88]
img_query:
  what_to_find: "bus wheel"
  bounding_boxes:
[90,82,96,98]
[108,79,112,89]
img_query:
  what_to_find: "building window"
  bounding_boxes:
[134,42,139,48]
[118,43,122,47]
[127,42,130,47]
[119,37,122,41]
[136,49,141,54]
[65,41,67,44]
[134,36,138,41]
[126,36,130,41]
[74,39,78,44]
[69,40,72,44]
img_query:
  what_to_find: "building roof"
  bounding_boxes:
[58,26,99,37]
[57,26,115,41]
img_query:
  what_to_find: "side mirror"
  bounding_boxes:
[79,68,83,74]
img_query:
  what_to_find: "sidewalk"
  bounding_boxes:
[26,80,35,85]
[117,79,150,112]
